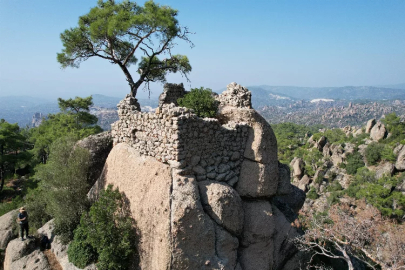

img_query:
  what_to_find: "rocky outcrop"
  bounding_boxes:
[290,157,304,178]
[76,131,113,186]
[0,210,17,250]
[4,238,50,270]
[366,119,376,133]
[373,162,395,179]
[90,82,304,270]
[370,121,387,141]
[158,83,188,107]
[395,145,405,171]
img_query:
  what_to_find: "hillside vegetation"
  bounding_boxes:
[273,113,405,269]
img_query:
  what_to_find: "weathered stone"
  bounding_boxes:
[366,119,376,133]
[158,83,187,107]
[272,205,301,270]
[237,159,279,198]
[291,157,304,178]
[277,162,293,195]
[215,224,239,270]
[373,162,395,179]
[171,173,222,270]
[89,143,172,270]
[395,145,405,171]
[199,181,244,236]
[76,131,113,186]
[274,185,306,215]
[239,201,275,270]
[0,209,17,249]
[370,121,387,141]
[8,249,51,270]
[298,175,310,192]
[4,238,36,270]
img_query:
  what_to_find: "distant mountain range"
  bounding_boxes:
[1,83,404,128]
[247,85,405,108]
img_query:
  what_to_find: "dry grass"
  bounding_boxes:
[44,249,63,270]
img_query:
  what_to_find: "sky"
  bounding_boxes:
[0,0,404,100]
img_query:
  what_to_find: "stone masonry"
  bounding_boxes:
[101,82,305,270]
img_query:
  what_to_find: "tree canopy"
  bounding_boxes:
[57,0,193,98]
[177,87,218,118]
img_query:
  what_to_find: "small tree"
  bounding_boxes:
[29,96,101,164]
[57,0,193,98]
[68,185,136,270]
[0,120,31,193]
[295,202,405,270]
[177,87,218,118]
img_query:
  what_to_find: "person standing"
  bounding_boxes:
[17,207,29,241]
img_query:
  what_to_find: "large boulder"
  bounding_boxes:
[0,209,17,250]
[373,162,395,179]
[4,238,38,270]
[370,121,387,141]
[199,181,244,236]
[76,131,113,186]
[290,157,304,178]
[91,82,305,270]
[395,145,405,171]
[366,119,376,133]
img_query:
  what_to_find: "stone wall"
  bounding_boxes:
[112,83,250,187]
[104,82,306,270]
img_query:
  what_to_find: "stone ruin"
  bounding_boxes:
[90,82,306,270]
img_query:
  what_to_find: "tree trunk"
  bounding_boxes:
[119,64,139,98]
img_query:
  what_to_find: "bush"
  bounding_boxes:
[177,87,218,118]
[365,142,384,165]
[345,152,365,175]
[68,185,136,270]
[34,136,91,243]
[307,187,319,200]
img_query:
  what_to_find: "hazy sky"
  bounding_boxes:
[0,0,404,100]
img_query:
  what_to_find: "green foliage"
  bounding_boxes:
[29,96,101,164]
[365,142,384,165]
[57,0,192,97]
[177,87,218,118]
[323,129,347,144]
[345,152,365,175]
[345,168,405,219]
[0,120,31,192]
[68,185,136,270]
[34,136,91,243]
[307,187,319,200]
[0,195,23,217]
[382,113,405,144]
[272,122,320,164]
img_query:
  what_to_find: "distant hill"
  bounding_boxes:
[252,85,405,101]
[0,94,159,128]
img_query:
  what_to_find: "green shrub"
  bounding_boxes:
[307,187,319,200]
[345,152,365,175]
[365,142,384,165]
[34,136,91,243]
[68,185,136,270]
[177,87,218,118]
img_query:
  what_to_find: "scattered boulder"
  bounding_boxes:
[315,136,327,151]
[353,128,363,137]
[290,157,304,178]
[370,121,387,141]
[298,175,311,192]
[366,119,376,133]
[373,162,395,179]
[0,209,17,250]
[395,146,405,171]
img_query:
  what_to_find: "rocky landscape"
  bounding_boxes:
[1,83,307,270]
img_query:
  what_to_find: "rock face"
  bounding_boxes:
[370,121,387,141]
[90,82,304,270]
[366,119,376,133]
[76,131,113,186]
[0,210,17,250]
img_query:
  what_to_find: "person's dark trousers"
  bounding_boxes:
[20,223,29,239]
